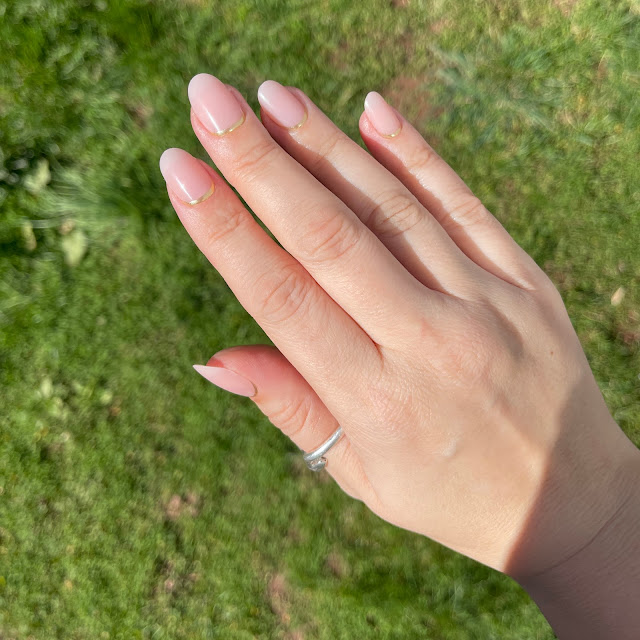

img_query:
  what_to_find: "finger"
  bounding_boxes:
[159,148,382,430]
[359,92,545,290]
[186,74,433,345]
[257,81,488,297]
[193,344,373,501]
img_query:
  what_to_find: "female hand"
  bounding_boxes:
[159,75,639,591]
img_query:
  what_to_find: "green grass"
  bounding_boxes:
[1,0,639,637]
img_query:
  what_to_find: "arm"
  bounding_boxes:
[516,445,640,639]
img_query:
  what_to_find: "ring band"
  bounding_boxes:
[303,426,344,472]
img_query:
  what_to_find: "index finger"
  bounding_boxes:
[160,149,381,428]
[187,74,434,346]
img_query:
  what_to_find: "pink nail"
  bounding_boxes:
[159,148,214,205]
[364,91,402,138]
[193,364,256,397]
[188,74,245,135]
[257,80,307,129]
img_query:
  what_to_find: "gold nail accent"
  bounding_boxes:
[213,111,246,136]
[382,123,402,139]
[288,109,308,130]
[188,182,215,206]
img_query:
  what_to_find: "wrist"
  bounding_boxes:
[515,445,640,639]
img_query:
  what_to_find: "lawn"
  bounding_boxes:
[1,0,639,638]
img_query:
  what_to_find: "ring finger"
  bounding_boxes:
[256,81,488,298]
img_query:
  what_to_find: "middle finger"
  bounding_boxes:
[187,74,435,346]
[258,82,486,298]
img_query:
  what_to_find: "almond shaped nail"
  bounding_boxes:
[188,73,246,135]
[257,80,308,129]
[159,148,214,205]
[193,364,256,397]
[364,91,402,138]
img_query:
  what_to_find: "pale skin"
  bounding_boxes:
[160,74,640,638]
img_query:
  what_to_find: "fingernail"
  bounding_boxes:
[159,148,215,205]
[257,80,307,129]
[364,91,402,138]
[188,73,246,135]
[193,364,257,397]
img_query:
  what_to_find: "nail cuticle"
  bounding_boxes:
[187,182,215,205]
[211,111,246,136]
[288,109,308,130]
[381,123,402,139]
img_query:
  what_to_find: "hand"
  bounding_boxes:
[159,75,640,580]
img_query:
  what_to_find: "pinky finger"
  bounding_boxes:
[359,94,546,291]
[194,343,373,503]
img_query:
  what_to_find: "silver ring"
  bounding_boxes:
[303,426,344,472]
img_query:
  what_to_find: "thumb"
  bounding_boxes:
[193,344,367,500]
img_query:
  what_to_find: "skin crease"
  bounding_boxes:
[161,75,640,637]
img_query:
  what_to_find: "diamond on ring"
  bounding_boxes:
[302,426,344,472]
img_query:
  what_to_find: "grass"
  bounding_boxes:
[1,0,639,637]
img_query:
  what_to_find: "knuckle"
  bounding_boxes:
[439,343,491,388]
[254,264,315,325]
[306,128,345,174]
[442,194,490,232]
[535,269,566,301]
[298,209,361,264]
[268,394,316,439]
[231,139,281,183]
[404,142,440,176]
[365,190,424,240]
[202,203,248,246]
